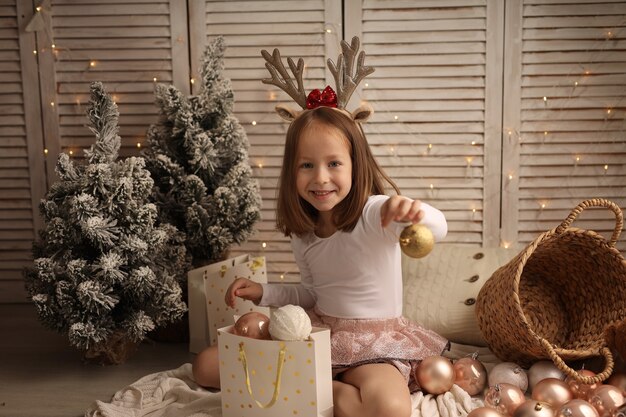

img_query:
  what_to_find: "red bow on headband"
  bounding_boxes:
[306,85,338,109]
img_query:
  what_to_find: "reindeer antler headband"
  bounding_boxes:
[261,36,375,123]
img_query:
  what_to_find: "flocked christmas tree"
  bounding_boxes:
[143,36,261,267]
[24,82,189,364]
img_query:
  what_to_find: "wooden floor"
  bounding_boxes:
[0,303,193,417]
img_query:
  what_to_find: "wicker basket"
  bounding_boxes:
[476,199,626,384]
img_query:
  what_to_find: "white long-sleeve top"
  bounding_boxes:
[259,195,447,319]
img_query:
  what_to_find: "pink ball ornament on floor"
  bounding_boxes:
[529,361,566,390]
[468,407,505,417]
[612,403,626,417]
[489,362,529,392]
[485,383,526,416]
[416,355,455,395]
[454,355,488,395]
[532,378,574,409]
[566,369,600,400]
[233,312,271,340]
[588,385,625,417]
[607,373,626,397]
[513,400,555,417]
[556,399,600,417]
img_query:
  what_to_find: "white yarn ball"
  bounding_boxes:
[269,305,312,341]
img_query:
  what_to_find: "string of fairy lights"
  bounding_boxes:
[26,4,626,276]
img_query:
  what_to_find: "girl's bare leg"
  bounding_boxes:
[333,363,412,417]
[192,345,220,389]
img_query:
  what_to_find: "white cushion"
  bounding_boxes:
[402,244,517,346]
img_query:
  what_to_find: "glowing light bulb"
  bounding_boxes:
[190,78,195,84]
[502,241,510,249]
[543,96,547,102]
[428,143,433,150]
[153,77,157,82]
[90,61,96,67]
[50,101,55,107]
[258,163,263,169]
[44,148,48,155]
[604,164,609,170]
[508,174,513,180]
[251,120,257,126]
[364,82,369,87]
[262,242,267,249]
[33,50,37,55]
[607,109,612,114]
[68,150,74,156]
[36,6,41,11]
[574,81,579,86]
[326,29,332,33]
[280,274,285,280]
[429,184,434,189]
[394,115,399,120]
[51,44,56,48]
[471,141,476,145]
[136,142,141,149]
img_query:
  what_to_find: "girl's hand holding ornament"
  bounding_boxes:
[381,195,424,228]
[225,277,263,308]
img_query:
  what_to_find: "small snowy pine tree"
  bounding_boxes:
[24,82,189,363]
[143,36,261,266]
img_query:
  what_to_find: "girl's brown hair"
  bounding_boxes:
[276,107,400,237]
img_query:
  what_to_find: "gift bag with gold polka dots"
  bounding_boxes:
[187,255,270,353]
[218,326,333,417]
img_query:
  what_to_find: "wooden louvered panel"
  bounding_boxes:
[0,0,46,303]
[358,0,501,246]
[38,0,189,166]
[190,0,339,281]
[502,0,626,251]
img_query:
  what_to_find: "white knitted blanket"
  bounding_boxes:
[85,363,483,417]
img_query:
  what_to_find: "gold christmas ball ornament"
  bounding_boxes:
[399,223,435,258]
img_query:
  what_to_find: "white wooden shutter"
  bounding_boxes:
[502,0,626,251]
[354,0,503,246]
[190,0,341,281]
[36,0,190,169]
[0,0,47,302]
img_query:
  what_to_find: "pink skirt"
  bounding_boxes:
[307,308,449,392]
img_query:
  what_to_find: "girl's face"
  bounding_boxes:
[295,121,352,220]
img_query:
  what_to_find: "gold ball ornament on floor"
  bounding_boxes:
[399,223,435,258]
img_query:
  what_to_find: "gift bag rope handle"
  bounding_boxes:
[238,341,286,409]
[541,339,614,384]
[555,198,623,247]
